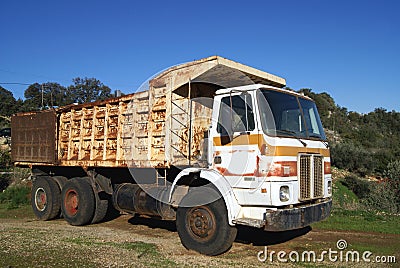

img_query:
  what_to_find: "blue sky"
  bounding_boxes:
[1,0,399,113]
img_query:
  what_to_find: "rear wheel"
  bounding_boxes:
[80,177,109,224]
[31,176,61,220]
[91,197,109,224]
[52,176,68,191]
[176,188,237,256]
[61,178,95,226]
[52,176,68,218]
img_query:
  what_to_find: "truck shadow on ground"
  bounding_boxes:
[235,225,312,246]
[127,215,177,232]
[126,215,311,246]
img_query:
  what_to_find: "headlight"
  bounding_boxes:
[327,181,332,195]
[279,186,290,202]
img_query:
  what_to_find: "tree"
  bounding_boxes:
[0,86,18,116]
[385,160,400,181]
[22,82,68,111]
[23,83,42,111]
[67,77,111,104]
[0,86,18,127]
[21,78,112,112]
[44,82,69,107]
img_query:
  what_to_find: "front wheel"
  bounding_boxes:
[176,188,237,256]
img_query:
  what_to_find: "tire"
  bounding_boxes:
[91,198,109,224]
[61,177,95,226]
[176,188,237,256]
[79,177,109,224]
[52,176,68,218]
[52,176,68,190]
[31,176,61,221]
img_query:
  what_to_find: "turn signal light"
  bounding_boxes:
[261,188,267,193]
[267,162,297,177]
[324,161,331,174]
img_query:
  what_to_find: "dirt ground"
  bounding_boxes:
[1,210,399,268]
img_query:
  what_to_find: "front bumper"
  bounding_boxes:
[264,199,332,231]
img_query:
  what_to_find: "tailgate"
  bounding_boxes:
[11,110,57,164]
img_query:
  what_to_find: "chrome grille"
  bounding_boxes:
[313,155,324,198]
[299,154,324,200]
[299,155,311,200]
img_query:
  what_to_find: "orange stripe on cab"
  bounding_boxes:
[213,134,330,157]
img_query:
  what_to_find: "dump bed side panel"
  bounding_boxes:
[11,85,216,168]
[11,110,57,164]
[57,93,143,167]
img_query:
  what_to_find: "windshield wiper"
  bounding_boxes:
[275,129,307,147]
[308,134,329,148]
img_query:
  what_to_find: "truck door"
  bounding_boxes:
[209,91,259,187]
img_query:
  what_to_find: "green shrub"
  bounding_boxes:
[0,173,11,192]
[333,180,360,210]
[0,185,31,209]
[363,181,400,214]
[0,150,11,169]
[331,142,375,176]
[363,160,400,214]
[384,160,400,181]
[340,172,400,214]
[342,175,370,199]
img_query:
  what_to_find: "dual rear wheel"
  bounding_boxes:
[31,176,109,225]
[31,176,62,221]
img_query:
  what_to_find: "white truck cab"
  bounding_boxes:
[203,84,332,229]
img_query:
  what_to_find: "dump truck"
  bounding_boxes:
[11,56,332,256]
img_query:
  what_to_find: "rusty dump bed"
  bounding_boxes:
[11,56,286,168]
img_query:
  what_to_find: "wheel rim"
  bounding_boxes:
[34,188,47,212]
[64,189,79,216]
[187,206,216,242]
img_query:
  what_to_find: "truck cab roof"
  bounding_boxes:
[215,84,313,101]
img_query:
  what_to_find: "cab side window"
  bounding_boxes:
[217,94,254,135]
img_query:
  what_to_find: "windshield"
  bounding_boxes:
[258,89,326,140]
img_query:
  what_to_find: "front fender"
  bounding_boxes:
[169,168,241,225]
